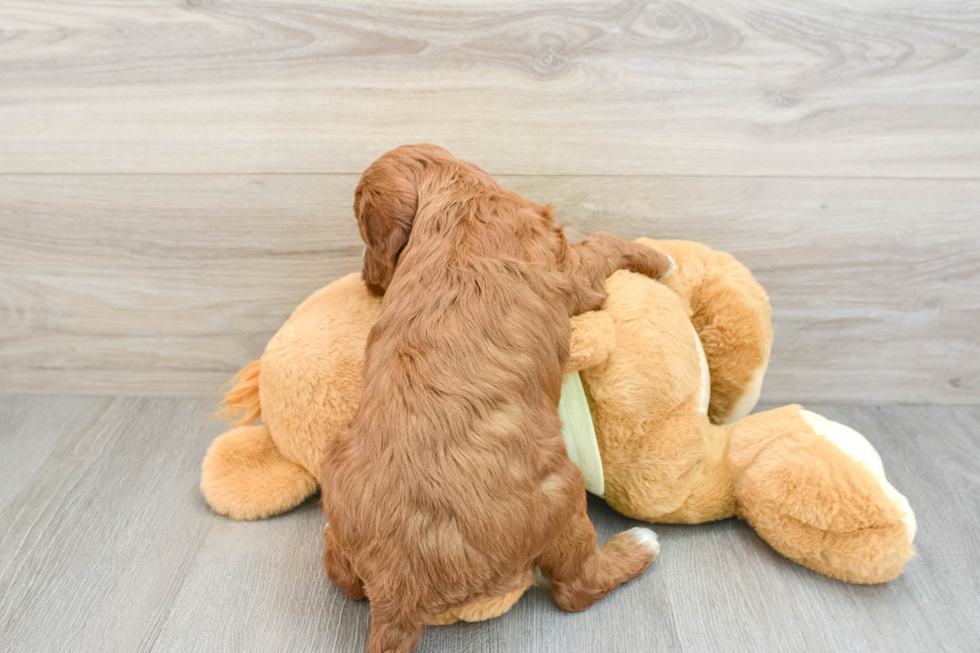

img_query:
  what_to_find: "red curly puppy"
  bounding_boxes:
[320,144,673,653]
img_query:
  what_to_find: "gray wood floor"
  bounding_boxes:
[1,396,977,652]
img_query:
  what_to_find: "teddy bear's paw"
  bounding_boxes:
[797,410,916,543]
[433,571,534,625]
[565,311,616,374]
[730,406,916,583]
[201,424,318,520]
[624,527,661,557]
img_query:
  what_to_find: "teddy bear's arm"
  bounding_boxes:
[564,311,616,374]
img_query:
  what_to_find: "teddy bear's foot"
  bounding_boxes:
[433,570,535,625]
[729,406,915,583]
[201,424,318,520]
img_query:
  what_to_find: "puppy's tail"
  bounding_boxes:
[215,359,262,425]
[366,602,425,653]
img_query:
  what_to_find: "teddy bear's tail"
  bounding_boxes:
[216,359,262,425]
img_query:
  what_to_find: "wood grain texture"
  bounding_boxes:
[2,174,976,403]
[0,396,221,653]
[1,398,978,652]
[1,0,978,176]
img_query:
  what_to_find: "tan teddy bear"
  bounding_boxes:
[202,239,915,607]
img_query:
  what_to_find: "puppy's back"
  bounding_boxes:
[325,232,576,616]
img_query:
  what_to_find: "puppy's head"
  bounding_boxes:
[354,144,453,295]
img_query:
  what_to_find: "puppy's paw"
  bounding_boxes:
[624,526,661,557]
[629,244,676,281]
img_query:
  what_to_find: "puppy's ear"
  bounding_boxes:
[354,163,418,296]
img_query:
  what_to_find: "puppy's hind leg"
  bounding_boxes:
[538,512,660,612]
[322,525,365,601]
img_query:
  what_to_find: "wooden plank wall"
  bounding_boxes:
[1,1,977,403]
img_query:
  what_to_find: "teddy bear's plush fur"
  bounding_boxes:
[202,239,915,606]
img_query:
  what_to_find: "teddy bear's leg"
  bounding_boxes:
[537,512,659,612]
[600,410,739,524]
[323,525,365,601]
[635,239,773,426]
[728,406,916,583]
[201,424,318,520]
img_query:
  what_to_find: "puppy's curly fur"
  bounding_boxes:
[320,144,672,653]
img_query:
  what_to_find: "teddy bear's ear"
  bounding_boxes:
[565,311,616,374]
